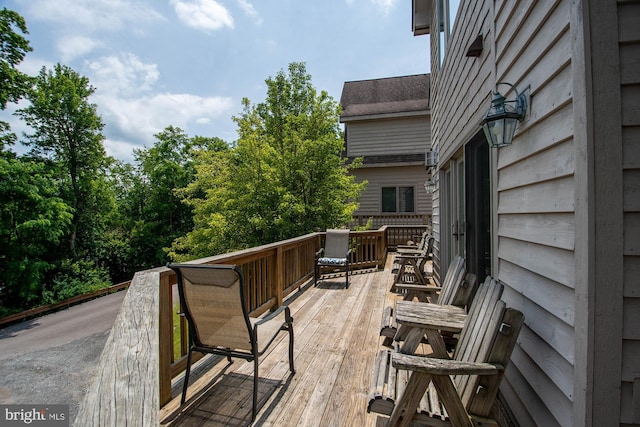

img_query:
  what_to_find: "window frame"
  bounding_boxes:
[380,186,416,213]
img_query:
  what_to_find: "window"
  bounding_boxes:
[436,0,461,67]
[382,186,415,213]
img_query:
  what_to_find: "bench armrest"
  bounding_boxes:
[395,301,467,333]
[396,254,426,260]
[393,283,440,294]
[392,352,503,376]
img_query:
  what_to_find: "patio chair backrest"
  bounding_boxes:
[323,229,350,259]
[174,264,253,351]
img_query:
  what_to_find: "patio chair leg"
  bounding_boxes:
[314,264,319,287]
[289,324,295,374]
[345,263,350,289]
[181,349,193,405]
[252,358,258,422]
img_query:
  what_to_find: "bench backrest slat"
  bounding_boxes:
[450,276,523,416]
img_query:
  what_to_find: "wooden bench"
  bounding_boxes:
[392,233,433,273]
[390,239,435,287]
[368,278,523,427]
[381,256,475,346]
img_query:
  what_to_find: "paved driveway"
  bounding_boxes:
[0,291,127,423]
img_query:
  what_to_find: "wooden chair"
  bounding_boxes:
[314,229,352,288]
[381,256,476,347]
[390,236,435,289]
[394,231,430,257]
[368,278,523,427]
[167,263,295,422]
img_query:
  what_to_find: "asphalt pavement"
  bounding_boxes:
[0,290,127,424]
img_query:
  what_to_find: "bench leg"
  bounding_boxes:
[431,375,475,427]
[387,372,432,427]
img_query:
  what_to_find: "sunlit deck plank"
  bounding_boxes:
[160,261,395,427]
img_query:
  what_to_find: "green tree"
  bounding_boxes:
[169,62,365,260]
[118,127,228,271]
[0,7,32,151]
[16,64,110,258]
[0,157,73,313]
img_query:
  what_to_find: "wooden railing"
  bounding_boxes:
[350,214,430,228]
[75,226,424,425]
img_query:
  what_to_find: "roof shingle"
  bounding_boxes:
[340,74,430,119]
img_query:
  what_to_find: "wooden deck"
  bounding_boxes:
[160,259,398,427]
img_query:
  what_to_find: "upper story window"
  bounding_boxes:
[436,0,461,67]
[382,186,415,213]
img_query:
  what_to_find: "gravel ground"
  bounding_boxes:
[0,330,110,423]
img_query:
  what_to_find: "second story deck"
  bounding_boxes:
[74,226,430,426]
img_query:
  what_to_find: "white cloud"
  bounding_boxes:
[57,36,101,62]
[80,53,234,160]
[344,0,397,14]
[171,0,234,32]
[17,56,56,76]
[26,0,165,31]
[371,0,397,14]
[86,54,160,95]
[237,0,262,24]
[98,93,233,146]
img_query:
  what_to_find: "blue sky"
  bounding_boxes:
[3,0,429,163]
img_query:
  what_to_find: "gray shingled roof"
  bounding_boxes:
[340,74,430,119]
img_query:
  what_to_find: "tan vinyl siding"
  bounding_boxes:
[352,165,432,216]
[495,2,576,425]
[430,0,578,425]
[620,0,640,423]
[346,116,430,157]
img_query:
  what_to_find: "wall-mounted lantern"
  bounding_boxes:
[424,178,436,193]
[480,82,528,148]
[424,168,437,193]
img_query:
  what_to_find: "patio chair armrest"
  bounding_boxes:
[254,305,292,327]
[392,352,504,376]
[315,248,324,259]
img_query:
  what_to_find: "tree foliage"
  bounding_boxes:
[0,10,365,315]
[169,63,365,260]
[121,127,227,271]
[0,157,73,311]
[17,64,110,258]
[0,7,32,150]
[0,8,31,110]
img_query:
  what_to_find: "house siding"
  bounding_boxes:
[429,0,585,425]
[618,0,640,424]
[352,165,432,216]
[346,116,430,157]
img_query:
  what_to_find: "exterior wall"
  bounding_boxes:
[352,164,432,218]
[346,116,430,157]
[428,0,640,424]
[616,1,640,424]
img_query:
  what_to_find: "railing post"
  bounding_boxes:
[75,271,160,426]
[275,246,284,308]
[377,227,387,269]
[159,271,173,407]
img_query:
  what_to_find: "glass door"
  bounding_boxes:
[440,153,465,275]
